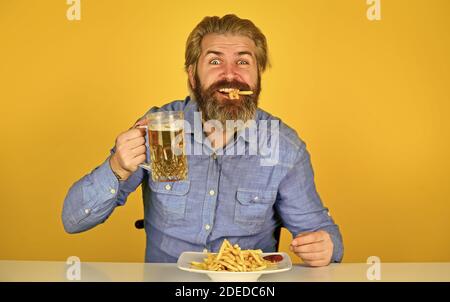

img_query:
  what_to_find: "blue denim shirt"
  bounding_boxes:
[62,96,343,263]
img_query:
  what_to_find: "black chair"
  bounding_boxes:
[135,219,283,251]
[135,219,145,229]
[274,225,282,252]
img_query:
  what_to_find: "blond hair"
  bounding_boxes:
[185,14,270,76]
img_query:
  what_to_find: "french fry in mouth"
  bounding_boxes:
[229,90,239,100]
[218,88,253,100]
[237,90,253,95]
[229,89,253,100]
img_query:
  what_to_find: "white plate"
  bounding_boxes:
[177,252,292,282]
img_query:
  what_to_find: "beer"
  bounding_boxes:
[136,111,188,182]
[148,124,187,182]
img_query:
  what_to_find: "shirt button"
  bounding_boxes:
[110,188,116,194]
[209,190,215,196]
[165,184,172,191]
[205,224,211,230]
[84,209,90,214]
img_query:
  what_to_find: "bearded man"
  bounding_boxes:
[62,14,343,266]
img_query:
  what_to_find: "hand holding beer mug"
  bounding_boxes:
[138,111,188,182]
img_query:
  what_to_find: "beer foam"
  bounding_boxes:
[148,124,183,131]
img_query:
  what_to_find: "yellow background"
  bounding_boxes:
[1,0,449,263]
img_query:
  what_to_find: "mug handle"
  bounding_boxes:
[135,125,152,171]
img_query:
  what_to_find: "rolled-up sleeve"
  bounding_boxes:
[62,153,145,234]
[275,142,344,263]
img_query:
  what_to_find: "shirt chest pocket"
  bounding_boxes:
[149,180,190,221]
[234,188,277,233]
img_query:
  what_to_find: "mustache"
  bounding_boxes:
[205,79,252,94]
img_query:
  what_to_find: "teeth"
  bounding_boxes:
[219,88,238,93]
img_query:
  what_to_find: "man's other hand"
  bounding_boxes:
[290,230,334,267]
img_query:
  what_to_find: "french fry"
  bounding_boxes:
[227,89,253,100]
[190,239,277,272]
[237,90,253,95]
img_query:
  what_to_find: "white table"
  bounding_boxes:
[1,261,449,282]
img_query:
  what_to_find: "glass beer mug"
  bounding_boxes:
[138,111,188,182]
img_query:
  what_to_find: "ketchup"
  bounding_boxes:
[263,254,283,263]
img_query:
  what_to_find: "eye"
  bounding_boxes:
[237,60,249,65]
[210,59,221,65]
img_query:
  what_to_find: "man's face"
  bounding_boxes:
[189,34,261,124]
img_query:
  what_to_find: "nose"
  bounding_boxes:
[222,62,241,82]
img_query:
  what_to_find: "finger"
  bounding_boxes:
[298,251,328,261]
[130,154,146,165]
[292,232,324,246]
[131,145,147,157]
[125,136,146,149]
[293,241,327,253]
[133,117,148,128]
[119,128,146,143]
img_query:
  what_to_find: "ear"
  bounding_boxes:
[188,65,196,89]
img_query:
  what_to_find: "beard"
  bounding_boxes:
[191,73,261,126]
